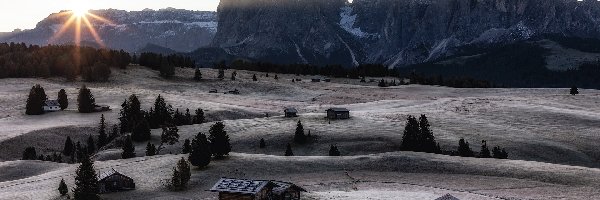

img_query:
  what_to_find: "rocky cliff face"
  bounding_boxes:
[213,0,600,67]
[0,8,217,52]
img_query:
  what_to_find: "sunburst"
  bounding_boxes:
[49,1,113,48]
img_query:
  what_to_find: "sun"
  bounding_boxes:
[70,2,90,17]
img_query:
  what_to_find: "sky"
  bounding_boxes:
[0,0,220,32]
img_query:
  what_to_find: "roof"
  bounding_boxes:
[327,108,349,112]
[98,169,131,181]
[44,100,60,107]
[435,194,460,200]
[284,108,298,113]
[210,178,270,195]
[270,181,307,195]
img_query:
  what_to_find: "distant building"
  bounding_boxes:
[97,169,135,193]
[326,108,350,120]
[284,108,298,117]
[210,178,306,200]
[43,100,61,112]
[93,105,111,112]
[435,194,460,200]
[228,89,240,94]
[323,78,331,82]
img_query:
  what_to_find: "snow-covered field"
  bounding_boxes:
[0,66,599,199]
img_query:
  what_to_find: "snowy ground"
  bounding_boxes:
[0,66,599,199]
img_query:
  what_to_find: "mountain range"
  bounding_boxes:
[2,0,600,68]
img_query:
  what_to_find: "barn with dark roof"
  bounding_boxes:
[97,169,135,193]
[210,178,306,200]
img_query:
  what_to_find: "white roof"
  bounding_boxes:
[44,100,60,107]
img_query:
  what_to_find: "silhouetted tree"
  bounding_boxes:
[58,89,68,110]
[97,114,108,148]
[208,122,231,158]
[170,158,190,191]
[157,125,179,154]
[22,147,37,160]
[131,119,151,142]
[480,140,491,158]
[492,146,509,159]
[25,84,47,115]
[231,71,237,80]
[86,136,96,155]
[77,85,95,113]
[570,86,579,95]
[193,108,205,124]
[294,120,306,144]
[146,142,157,156]
[58,178,68,196]
[73,156,99,200]
[121,136,136,159]
[63,136,74,156]
[182,139,192,154]
[458,138,474,157]
[189,132,211,168]
[252,74,257,81]
[194,68,202,81]
[401,115,420,151]
[285,143,294,156]
[329,145,341,156]
[259,138,266,148]
[218,68,225,79]
[418,115,439,153]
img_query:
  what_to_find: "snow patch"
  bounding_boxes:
[337,34,359,66]
[294,42,309,64]
[338,6,378,38]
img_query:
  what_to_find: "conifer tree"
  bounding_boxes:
[329,145,341,156]
[231,71,237,80]
[418,114,438,153]
[193,108,205,124]
[189,132,211,168]
[184,109,192,125]
[131,119,151,142]
[401,115,420,151]
[218,69,225,79]
[274,74,279,80]
[492,146,509,159]
[570,86,579,95]
[294,120,306,144]
[194,68,202,81]
[146,142,156,156]
[25,84,47,115]
[208,122,231,158]
[58,89,68,110]
[73,156,99,200]
[480,140,491,158]
[97,114,108,148]
[252,74,257,81]
[458,138,474,157]
[153,95,173,125]
[77,85,95,113]
[182,139,192,154]
[63,136,74,156]
[121,136,136,159]
[170,158,190,191]
[22,147,37,160]
[58,178,68,196]
[259,138,266,148]
[86,135,95,155]
[285,143,294,156]
[157,125,179,153]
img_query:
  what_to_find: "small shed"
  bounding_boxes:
[326,108,350,120]
[98,169,135,193]
[210,178,271,200]
[94,105,110,112]
[43,100,61,112]
[210,178,306,200]
[284,108,298,117]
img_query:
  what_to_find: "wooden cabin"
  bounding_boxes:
[97,169,135,194]
[435,194,460,200]
[326,108,350,120]
[43,100,61,112]
[210,178,306,200]
[284,108,298,117]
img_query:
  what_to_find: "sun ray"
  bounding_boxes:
[87,13,115,26]
[49,15,77,43]
[82,16,105,47]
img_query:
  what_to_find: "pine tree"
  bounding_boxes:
[285,143,294,156]
[329,145,341,156]
[570,86,579,95]
[182,139,192,154]
[458,138,474,157]
[492,146,509,159]
[401,115,420,151]
[157,125,179,153]
[25,84,47,115]
[153,95,173,125]
[231,71,237,80]
[418,114,438,153]
[193,108,205,124]
[77,85,95,113]
[184,109,192,125]
[189,132,211,168]
[252,74,258,81]
[259,138,266,148]
[218,68,225,79]
[97,114,108,148]
[73,156,99,200]
[58,89,68,110]
[170,158,190,191]
[131,119,151,142]
[63,136,74,156]
[22,147,37,160]
[208,122,231,158]
[121,135,136,159]
[378,79,387,87]
[294,120,306,144]
[480,140,491,158]
[86,135,95,155]
[146,142,157,156]
[274,74,279,80]
[58,178,68,196]
[194,68,202,81]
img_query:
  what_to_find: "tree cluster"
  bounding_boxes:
[25,84,47,115]
[138,52,195,78]
[169,158,191,191]
[400,115,440,153]
[0,43,130,81]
